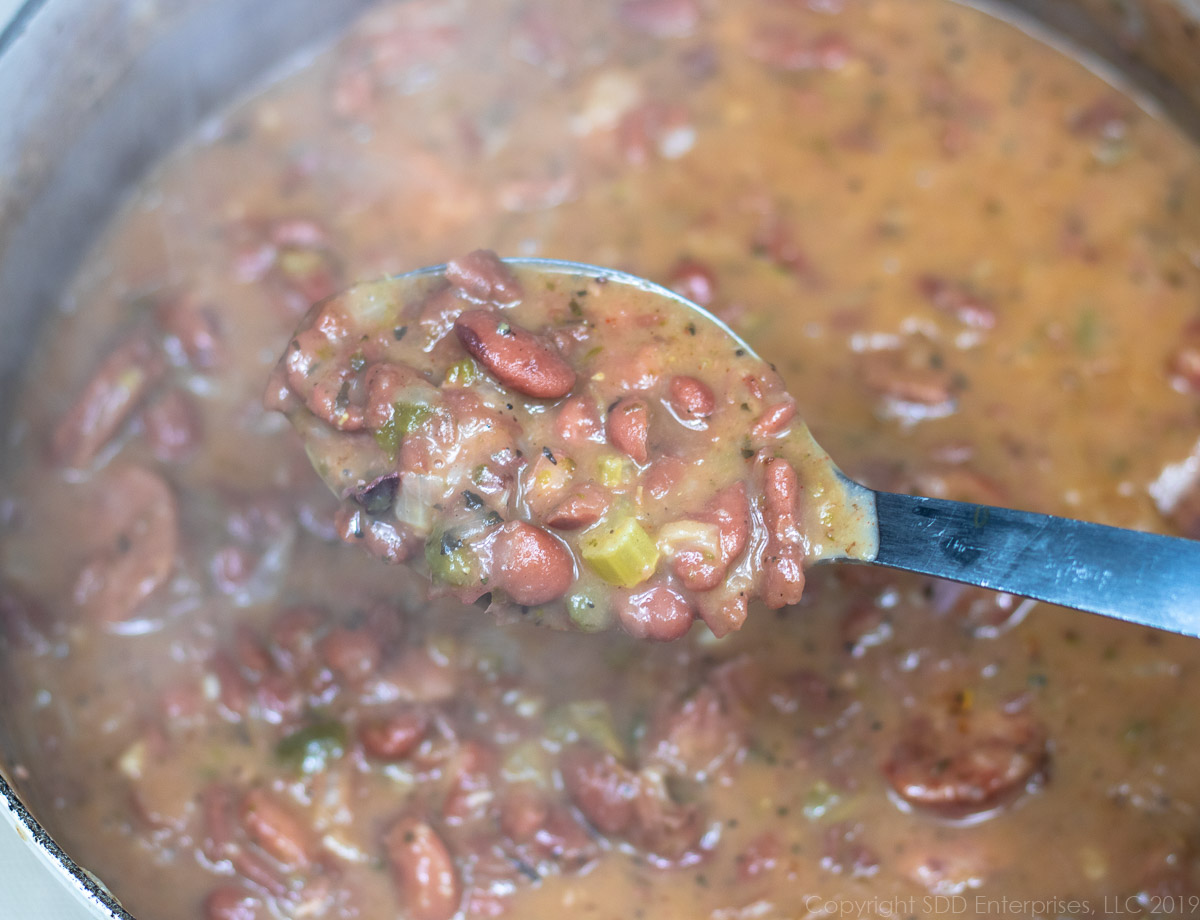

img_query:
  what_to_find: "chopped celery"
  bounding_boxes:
[546,701,625,757]
[597,452,632,488]
[581,516,659,587]
[275,720,347,775]
[567,592,612,632]
[425,530,477,586]
[374,401,432,457]
[443,358,481,386]
[500,739,552,786]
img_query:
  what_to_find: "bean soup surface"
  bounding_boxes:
[3,0,1200,918]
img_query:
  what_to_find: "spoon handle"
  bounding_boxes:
[867,489,1200,637]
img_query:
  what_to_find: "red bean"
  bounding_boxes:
[543,483,610,530]
[204,886,262,920]
[52,331,167,469]
[751,400,796,439]
[606,397,650,464]
[454,309,576,399]
[200,784,238,864]
[142,388,202,462]
[667,258,716,307]
[156,294,224,369]
[560,745,637,835]
[73,466,178,624]
[383,818,461,920]
[319,627,382,689]
[499,786,549,843]
[241,789,312,870]
[554,394,604,443]
[616,584,695,641]
[667,375,715,420]
[672,483,750,590]
[231,850,288,898]
[762,459,806,609]
[445,249,523,306]
[917,275,997,330]
[360,709,428,761]
[618,0,699,37]
[492,522,575,606]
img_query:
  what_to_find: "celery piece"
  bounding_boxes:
[444,358,481,386]
[597,452,632,489]
[500,739,552,786]
[567,592,612,632]
[373,401,432,457]
[276,720,347,775]
[581,516,659,587]
[546,701,625,758]
[425,530,477,587]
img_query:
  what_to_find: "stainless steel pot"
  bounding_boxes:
[0,0,1197,916]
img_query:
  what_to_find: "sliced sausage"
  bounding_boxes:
[884,705,1048,815]
[543,482,610,530]
[454,309,576,399]
[73,466,178,624]
[52,331,166,469]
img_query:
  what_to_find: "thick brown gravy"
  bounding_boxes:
[3,0,1200,918]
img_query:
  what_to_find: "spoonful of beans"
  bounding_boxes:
[266,250,1200,640]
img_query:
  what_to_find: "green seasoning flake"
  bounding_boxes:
[581,516,659,588]
[425,530,477,586]
[374,401,433,456]
[275,720,347,775]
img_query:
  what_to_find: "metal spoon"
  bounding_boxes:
[489,258,1200,638]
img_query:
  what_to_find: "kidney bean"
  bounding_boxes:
[667,258,716,307]
[641,685,743,781]
[52,331,167,469]
[255,671,305,726]
[231,850,289,898]
[454,309,576,399]
[750,400,796,440]
[156,294,224,369]
[499,785,549,843]
[560,744,637,835]
[383,818,462,920]
[748,28,853,72]
[644,456,687,500]
[204,886,262,920]
[363,362,436,432]
[917,275,997,330]
[618,0,699,37]
[319,627,382,689]
[241,789,313,870]
[615,584,694,641]
[142,388,202,462]
[445,250,523,306]
[73,466,178,624]
[360,709,428,761]
[862,353,955,407]
[200,784,238,864]
[672,483,751,590]
[884,706,1048,815]
[606,397,650,464]
[442,739,499,825]
[543,483,610,530]
[492,522,575,606]
[554,394,604,443]
[0,582,51,654]
[695,588,749,639]
[762,459,806,609]
[1170,341,1200,393]
[667,376,715,421]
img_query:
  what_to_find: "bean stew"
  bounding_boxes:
[268,253,875,638]
[2,0,1200,919]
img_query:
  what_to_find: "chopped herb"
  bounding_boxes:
[462,490,485,510]
[543,446,557,465]
[275,720,347,775]
[393,325,408,340]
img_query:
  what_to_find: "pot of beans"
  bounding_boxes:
[2,1,1200,919]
